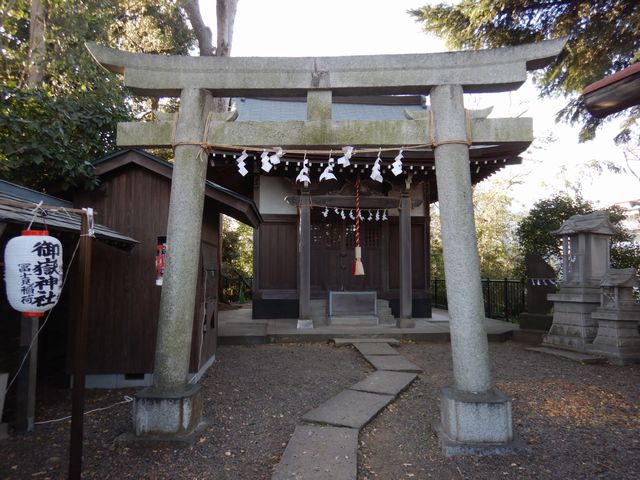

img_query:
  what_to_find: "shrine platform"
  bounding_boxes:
[218,303,518,345]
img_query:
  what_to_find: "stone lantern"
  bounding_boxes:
[590,268,640,365]
[543,212,617,351]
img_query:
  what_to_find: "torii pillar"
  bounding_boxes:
[430,84,524,454]
[133,88,214,439]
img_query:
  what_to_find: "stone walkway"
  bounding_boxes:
[272,338,421,480]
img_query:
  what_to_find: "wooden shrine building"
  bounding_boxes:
[208,96,524,321]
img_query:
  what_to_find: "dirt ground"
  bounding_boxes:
[1,341,639,479]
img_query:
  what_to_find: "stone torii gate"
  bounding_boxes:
[88,38,565,453]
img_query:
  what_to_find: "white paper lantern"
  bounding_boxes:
[4,230,63,316]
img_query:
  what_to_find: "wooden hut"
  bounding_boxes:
[73,149,260,387]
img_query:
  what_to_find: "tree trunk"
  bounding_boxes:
[182,0,214,56]
[216,0,238,58]
[27,0,46,87]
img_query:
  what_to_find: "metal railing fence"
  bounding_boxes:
[431,277,526,322]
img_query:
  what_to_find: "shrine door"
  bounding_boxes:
[310,210,384,297]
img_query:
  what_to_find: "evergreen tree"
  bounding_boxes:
[410,1,640,142]
[0,0,195,192]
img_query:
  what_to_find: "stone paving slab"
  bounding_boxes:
[353,342,399,356]
[350,370,417,396]
[363,354,422,373]
[526,346,606,364]
[272,424,357,480]
[302,389,393,429]
[332,337,400,346]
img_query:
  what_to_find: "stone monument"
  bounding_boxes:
[543,212,617,351]
[589,268,640,365]
[518,253,556,331]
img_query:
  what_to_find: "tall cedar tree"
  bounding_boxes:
[410,1,640,143]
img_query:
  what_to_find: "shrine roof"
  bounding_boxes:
[92,149,262,228]
[0,180,138,249]
[583,62,640,118]
[553,211,618,236]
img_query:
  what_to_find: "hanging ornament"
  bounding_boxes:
[369,148,383,183]
[337,146,354,167]
[236,150,249,176]
[260,149,272,172]
[4,230,63,316]
[296,153,311,184]
[368,211,374,221]
[334,208,340,216]
[349,210,355,220]
[352,177,365,276]
[375,209,380,221]
[382,209,388,221]
[319,152,337,182]
[358,211,364,221]
[322,207,329,218]
[269,147,285,165]
[340,209,346,220]
[391,149,404,176]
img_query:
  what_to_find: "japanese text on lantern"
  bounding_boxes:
[19,240,61,308]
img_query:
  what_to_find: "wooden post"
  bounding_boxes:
[15,313,39,433]
[397,190,414,327]
[298,188,311,324]
[69,211,92,480]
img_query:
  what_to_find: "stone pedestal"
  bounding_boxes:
[588,269,640,365]
[134,384,204,439]
[590,308,640,364]
[543,287,601,351]
[434,387,526,456]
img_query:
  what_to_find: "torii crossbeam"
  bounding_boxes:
[87,38,565,454]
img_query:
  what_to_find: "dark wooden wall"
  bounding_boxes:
[256,215,297,291]
[75,163,219,375]
[253,210,432,318]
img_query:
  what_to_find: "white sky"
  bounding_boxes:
[199,0,639,212]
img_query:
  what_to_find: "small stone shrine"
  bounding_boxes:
[543,212,617,351]
[590,268,640,365]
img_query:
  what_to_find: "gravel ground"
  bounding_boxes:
[359,341,640,480]
[1,341,639,479]
[0,343,371,479]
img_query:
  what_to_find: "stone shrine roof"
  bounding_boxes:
[553,211,618,236]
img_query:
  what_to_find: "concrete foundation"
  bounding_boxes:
[543,287,601,351]
[435,387,526,456]
[133,384,203,438]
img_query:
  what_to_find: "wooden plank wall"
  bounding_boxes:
[75,162,219,375]
[256,215,297,291]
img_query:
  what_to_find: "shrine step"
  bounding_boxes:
[330,315,379,326]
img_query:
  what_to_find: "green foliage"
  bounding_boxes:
[516,194,592,261]
[410,1,640,141]
[0,85,129,191]
[431,179,522,279]
[516,193,640,271]
[0,0,195,191]
[473,183,522,278]
[222,216,253,279]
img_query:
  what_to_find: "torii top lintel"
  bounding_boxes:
[86,39,566,98]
